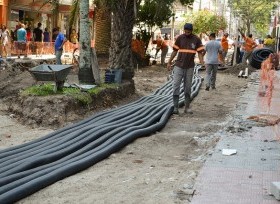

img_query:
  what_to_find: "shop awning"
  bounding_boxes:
[10,0,72,14]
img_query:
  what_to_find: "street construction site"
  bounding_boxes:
[0,52,279,203]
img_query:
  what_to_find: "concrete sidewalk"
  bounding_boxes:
[191,71,280,204]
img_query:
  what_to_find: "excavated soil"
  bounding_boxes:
[0,59,251,204]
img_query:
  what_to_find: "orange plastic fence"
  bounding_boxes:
[259,53,279,113]
[10,41,80,56]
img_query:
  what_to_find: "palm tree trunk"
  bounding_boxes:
[95,7,111,56]
[78,0,94,84]
[109,1,135,81]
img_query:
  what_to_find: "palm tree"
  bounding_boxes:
[108,0,137,80]
[94,2,111,56]
[78,0,95,84]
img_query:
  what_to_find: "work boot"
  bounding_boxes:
[184,97,193,114]
[173,95,179,114]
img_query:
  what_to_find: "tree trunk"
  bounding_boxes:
[78,0,94,84]
[91,48,101,85]
[109,1,135,81]
[246,20,251,36]
[95,7,111,57]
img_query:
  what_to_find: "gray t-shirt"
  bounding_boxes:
[205,40,222,64]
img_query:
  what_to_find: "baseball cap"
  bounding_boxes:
[184,23,193,30]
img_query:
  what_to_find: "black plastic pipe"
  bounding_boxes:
[0,65,203,204]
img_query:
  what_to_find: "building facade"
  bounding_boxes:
[0,0,8,25]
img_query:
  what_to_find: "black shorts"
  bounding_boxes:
[17,42,27,50]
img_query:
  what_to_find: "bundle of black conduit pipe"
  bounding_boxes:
[0,64,203,204]
[250,48,274,69]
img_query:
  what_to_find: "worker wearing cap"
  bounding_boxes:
[167,23,205,115]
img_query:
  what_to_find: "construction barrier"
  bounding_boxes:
[259,52,279,112]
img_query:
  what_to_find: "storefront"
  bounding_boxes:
[8,0,54,32]
[0,0,8,25]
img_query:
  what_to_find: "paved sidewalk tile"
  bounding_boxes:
[191,72,280,204]
[192,166,280,204]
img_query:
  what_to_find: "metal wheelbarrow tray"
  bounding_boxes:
[29,64,73,91]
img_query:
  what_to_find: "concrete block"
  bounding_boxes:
[270,182,280,200]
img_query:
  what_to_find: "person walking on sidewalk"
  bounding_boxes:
[167,23,205,115]
[153,35,168,66]
[204,33,223,91]
[238,29,257,65]
[53,27,67,64]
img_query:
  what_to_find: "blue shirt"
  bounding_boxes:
[205,40,222,65]
[17,28,27,42]
[43,31,50,42]
[54,32,65,51]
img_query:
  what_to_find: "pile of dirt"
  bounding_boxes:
[220,63,258,76]
[0,59,136,128]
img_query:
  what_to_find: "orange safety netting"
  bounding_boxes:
[259,53,279,113]
[6,40,94,56]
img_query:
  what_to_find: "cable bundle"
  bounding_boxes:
[0,65,203,203]
[250,48,274,69]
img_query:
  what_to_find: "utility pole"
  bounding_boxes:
[171,14,175,43]
[233,18,239,66]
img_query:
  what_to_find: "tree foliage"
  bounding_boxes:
[135,0,195,29]
[228,0,277,36]
[184,10,227,35]
[135,0,174,30]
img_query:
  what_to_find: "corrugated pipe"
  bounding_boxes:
[250,48,274,69]
[0,65,203,204]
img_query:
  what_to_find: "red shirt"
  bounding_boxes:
[243,36,257,52]
[173,34,204,69]
[221,36,229,50]
[155,39,168,50]
[26,31,32,41]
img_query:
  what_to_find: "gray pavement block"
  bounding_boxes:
[270,182,280,200]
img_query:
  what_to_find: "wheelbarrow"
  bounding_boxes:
[29,64,72,92]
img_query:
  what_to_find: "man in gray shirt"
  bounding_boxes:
[204,33,222,91]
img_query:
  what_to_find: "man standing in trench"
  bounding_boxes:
[167,23,205,115]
